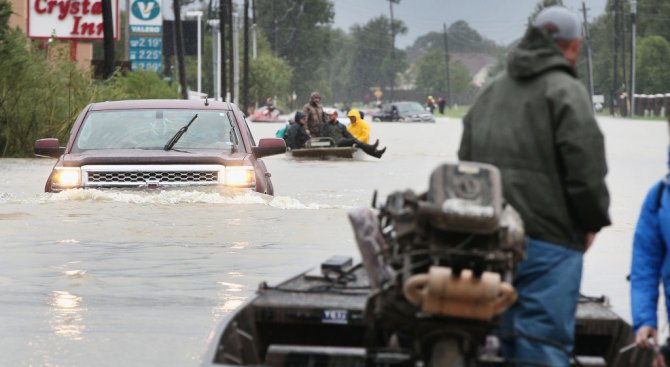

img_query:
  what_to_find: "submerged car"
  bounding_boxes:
[34,99,286,194]
[372,101,436,122]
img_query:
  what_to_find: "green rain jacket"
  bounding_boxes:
[458,27,611,251]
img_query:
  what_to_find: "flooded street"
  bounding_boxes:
[1,116,667,367]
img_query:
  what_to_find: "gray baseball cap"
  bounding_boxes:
[534,6,582,41]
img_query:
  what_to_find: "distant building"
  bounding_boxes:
[449,52,497,87]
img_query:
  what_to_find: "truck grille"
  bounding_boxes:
[81,164,225,188]
[88,171,218,183]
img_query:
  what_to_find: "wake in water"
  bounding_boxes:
[32,188,349,210]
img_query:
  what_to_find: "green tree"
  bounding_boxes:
[246,53,293,111]
[532,0,564,17]
[96,71,180,100]
[635,35,670,94]
[255,0,334,104]
[346,15,407,102]
[406,21,501,65]
[637,0,670,41]
[414,48,472,103]
[584,0,670,106]
[320,27,353,104]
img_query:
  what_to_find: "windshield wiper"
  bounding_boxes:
[227,114,239,153]
[164,114,198,151]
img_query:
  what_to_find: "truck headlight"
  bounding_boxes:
[52,167,82,189]
[224,166,256,188]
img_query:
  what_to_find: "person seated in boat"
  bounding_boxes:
[346,108,371,144]
[321,109,386,159]
[284,111,310,150]
[630,116,670,367]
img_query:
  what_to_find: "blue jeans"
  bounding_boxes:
[501,238,583,367]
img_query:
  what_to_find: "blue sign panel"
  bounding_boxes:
[129,33,162,72]
[128,0,163,72]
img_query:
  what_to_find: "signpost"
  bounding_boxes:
[374,88,383,102]
[28,0,119,40]
[128,0,163,72]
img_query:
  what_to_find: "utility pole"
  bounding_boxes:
[233,11,239,105]
[173,0,188,99]
[251,0,257,59]
[219,0,227,101]
[442,23,452,109]
[582,2,594,110]
[611,0,619,115]
[619,0,627,112]
[388,0,395,102]
[630,0,637,116]
[101,0,115,79]
[271,1,276,52]
[227,0,234,102]
[243,0,250,113]
[208,19,221,100]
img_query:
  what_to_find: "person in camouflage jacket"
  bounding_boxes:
[303,92,328,137]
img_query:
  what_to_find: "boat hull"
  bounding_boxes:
[288,147,358,159]
[203,264,653,366]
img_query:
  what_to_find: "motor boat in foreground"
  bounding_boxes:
[203,162,653,366]
[202,261,652,366]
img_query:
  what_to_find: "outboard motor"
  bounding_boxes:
[348,161,525,366]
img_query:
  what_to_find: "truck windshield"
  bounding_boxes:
[73,109,240,151]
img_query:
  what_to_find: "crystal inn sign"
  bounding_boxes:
[28,0,119,40]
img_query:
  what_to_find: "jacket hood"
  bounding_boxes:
[507,26,576,80]
[347,108,362,124]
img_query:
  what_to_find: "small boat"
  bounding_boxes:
[251,107,283,122]
[288,138,358,160]
[202,257,654,367]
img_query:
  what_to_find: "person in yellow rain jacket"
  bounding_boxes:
[346,109,374,145]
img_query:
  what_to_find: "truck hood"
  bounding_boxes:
[60,149,250,167]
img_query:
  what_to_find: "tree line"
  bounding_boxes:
[7,0,668,156]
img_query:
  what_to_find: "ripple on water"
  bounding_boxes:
[0,192,12,203]
[63,270,87,279]
[0,212,31,220]
[269,195,349,209]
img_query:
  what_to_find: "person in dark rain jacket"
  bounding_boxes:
[458,6,610,366]
[284,111,310,150]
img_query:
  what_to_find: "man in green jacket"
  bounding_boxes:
[458,6,610,366]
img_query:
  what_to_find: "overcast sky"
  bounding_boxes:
[332,0,608,47]
[166,1,609,48]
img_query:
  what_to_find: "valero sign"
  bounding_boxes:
[128,0,162,72]
[28,0,119,40]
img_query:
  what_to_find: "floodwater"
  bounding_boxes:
[0,116,667,366]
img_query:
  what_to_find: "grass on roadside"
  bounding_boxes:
[434,105,470,119]
[596,112,669,121]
